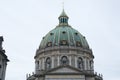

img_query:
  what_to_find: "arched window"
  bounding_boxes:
[77,57,83,70]
[76,41,82,47]
[45,57,51,70]
[60,40,68,45]
[90,60,93,70]
[65,18,67,23]
[47,42,52,47]
[61,56,69,65]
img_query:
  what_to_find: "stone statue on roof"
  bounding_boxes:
[0,36,3,50]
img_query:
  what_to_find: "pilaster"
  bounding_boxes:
[69,56,71,66]
[75,56,77,68]
[57,56,60,66]
[52,56,54,68]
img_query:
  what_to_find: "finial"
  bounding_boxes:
[62,2,64,10]
[58,1,69,26]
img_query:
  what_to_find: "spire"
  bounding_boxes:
[59,9,68,17]
[58,9,69,26]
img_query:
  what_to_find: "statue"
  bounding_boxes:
[0,36,3,50]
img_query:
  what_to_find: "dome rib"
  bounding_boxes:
[70,28,76,46]
[66,27,70,46]
[52,29,56,47]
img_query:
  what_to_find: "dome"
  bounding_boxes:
[39,10,89,49]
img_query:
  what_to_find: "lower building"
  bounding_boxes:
[27,10,103,80]
[0,36,9,80]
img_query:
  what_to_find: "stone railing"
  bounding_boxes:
[35,46,92,57]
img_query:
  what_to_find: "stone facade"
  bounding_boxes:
[27,46,102,80]
[34,46,93,71]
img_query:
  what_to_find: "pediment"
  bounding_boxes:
[46,65,82,74]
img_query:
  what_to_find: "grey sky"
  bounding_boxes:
[0,0,120,80]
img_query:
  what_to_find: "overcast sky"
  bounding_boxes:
[0,0,120,80]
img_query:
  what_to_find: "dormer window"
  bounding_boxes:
[60,40,68,45]
[54,42,58,46]
[47,42,52,47]
[76,41,82,47]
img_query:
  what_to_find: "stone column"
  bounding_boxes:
[83,57,87,70]
[75,56,77,68]
[85,58,88,70]
[42,58,45,70]
[52,56,54,68]
[39,60,41,70]
[69,56,71,66]
[57,56,60,66]
[87,59,90,70]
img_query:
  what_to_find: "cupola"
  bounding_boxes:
[58,9,69,26]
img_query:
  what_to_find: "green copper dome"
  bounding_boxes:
[39,10,89,49]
